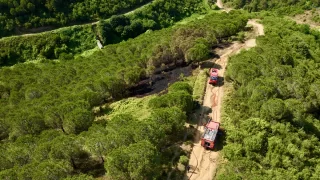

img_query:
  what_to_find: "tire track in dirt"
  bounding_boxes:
[185,19,264,180]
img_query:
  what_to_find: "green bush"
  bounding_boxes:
[179,155,189,165]
[211,4,221,10]
[168,82,193,94]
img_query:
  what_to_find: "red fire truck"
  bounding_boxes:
[201,121,220,150]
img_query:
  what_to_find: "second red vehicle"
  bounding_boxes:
[209,68,218,85]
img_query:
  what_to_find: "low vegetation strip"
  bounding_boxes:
[104,95,155,120]
[192,69,208,104]
[217,16,320,179]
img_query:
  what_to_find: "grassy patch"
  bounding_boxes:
[192,69,208,104]
[106,95,156,120]
[76,47,100,58]
[175,13,205,25]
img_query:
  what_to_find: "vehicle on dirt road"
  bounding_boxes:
[209,68,218,85]
[201,120,220,150]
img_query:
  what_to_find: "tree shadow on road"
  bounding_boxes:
[200,61,223,70]
[188,105,212,125]
[213,128,226,152]
[200,61,215,69]
[214,42,233,49]
[218,76,224,87]
[213,63,223,70]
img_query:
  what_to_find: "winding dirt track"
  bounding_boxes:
[185,19,264,180]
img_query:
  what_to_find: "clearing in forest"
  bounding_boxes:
[291,9,320,30]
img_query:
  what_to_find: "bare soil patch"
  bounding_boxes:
[291,10,320,29]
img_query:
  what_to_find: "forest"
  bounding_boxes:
[217,15,320,179]
[0,11,249,179]
[0,81,193,180]
[0,0,152,37]
[2,0,319,178]
[0,0,204,66]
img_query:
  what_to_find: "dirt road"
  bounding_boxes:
[216,0,223,9]
[185,20,264,180]
[249,19,265,36]
[244,19,265,48]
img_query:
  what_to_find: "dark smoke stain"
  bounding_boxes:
[129,64,194,97]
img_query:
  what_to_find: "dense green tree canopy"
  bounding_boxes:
[0,10,250,178]
[105,140,161,179]
[0,11,248,141]
[219,16,320,179]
